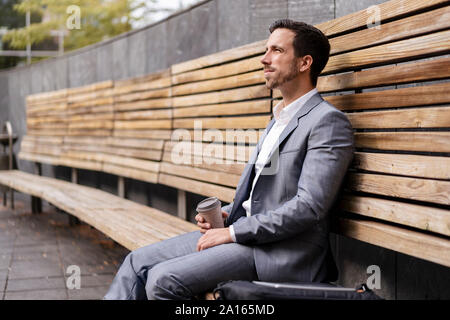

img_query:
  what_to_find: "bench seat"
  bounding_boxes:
[0,170,198,251]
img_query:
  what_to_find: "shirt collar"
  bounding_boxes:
[273,88,318,124]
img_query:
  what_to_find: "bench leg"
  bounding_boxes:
[3,192,6,207]
[118,176,125,198]
[31,196,42,214]
[10,187,14,210]
[177,189,187,220]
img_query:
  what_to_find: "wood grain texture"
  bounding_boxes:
[317,57,450,92]
[158,173,235,203]
[352,152,450,180]
[354,132,450,152]
[329,5,450,55]
[339,195,450,236]
[337,218,450,267]
[347,106,450,129]
[346,172,450,205]
[317,0,449,37]
[324,30,450,73]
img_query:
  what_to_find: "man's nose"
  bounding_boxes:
[260,52,270,65]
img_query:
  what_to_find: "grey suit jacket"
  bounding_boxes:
[222,92,354,283]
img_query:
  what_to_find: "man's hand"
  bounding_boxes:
[196,228,232,251]
[195,211,229,233]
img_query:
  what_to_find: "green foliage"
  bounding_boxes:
[2,0,153,52]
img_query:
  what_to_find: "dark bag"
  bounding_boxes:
[213,280,383,300]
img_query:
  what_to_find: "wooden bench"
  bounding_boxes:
[0,0,448,282]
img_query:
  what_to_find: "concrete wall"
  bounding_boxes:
[1,0,449,299]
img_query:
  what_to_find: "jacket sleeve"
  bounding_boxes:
[231,110,354,245]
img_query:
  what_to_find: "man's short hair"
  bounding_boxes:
[269,19,330,86]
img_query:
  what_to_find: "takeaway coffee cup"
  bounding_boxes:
[196,197,224,229]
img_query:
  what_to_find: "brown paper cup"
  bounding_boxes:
[196,197,223,228]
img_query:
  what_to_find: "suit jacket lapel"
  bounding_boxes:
[264,93,324,165]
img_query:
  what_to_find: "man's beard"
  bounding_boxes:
[265,60,299,89]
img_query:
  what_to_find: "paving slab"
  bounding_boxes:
[4,288,68,300]
[0,253,12,269]
[8,259,64,280]
[6,276,66,292]
[0,199,129,299]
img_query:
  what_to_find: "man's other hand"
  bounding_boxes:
[196,228,232,251]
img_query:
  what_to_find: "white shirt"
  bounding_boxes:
[229,88,318,242]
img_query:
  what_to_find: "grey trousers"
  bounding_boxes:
[103,231,258,300]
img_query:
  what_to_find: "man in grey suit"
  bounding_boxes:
[104,19,354,300]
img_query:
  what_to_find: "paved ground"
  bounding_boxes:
[0,194,129,300]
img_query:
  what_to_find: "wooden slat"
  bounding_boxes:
[27,102,67,114]
[173,85,270,108]
[352,152,450,180]
[65,144,162,161]
[355,131,450,152]
[164,141,254,163]
[58,158,103,171]
[158,173,235,203]
[173,100,271,118]
[65,105,114,116]
[172,70,265,96]
[327,82,450,111]
[22,135,64,145]
[171,39,265,75]
[26,88,67,105]
[317,0,449,37]
[172,56,263,85]
[347,106,450,129]
[173,115,271,129]
[68,120,114,130]
[114,69,171,88]
[329,6,450,55]
[68,88,113,104]
[347,172,450,205]
[18,152,61,166]
[324,30,450,74]
[114,109,172,120]
[69,112,114,122]
[114,120,172,130]
[160,162,240,188]
[102,164,158,184]
[113,77,171,95]
[106,137,164,150]
[317,56,450,92]
[114,98,172,112]
[337,218,450,267]
[114,88,171,102]
[112,129,172,140]
[62,150,104,162]
[339,195,450,236]
[102,155,160,172]
[66,129,111,136]
[69,97,114,109]
[162,152,246,175]
[173,129,264,144]
[27,128,67,136]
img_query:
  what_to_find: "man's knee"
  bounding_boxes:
[145,263,191,300]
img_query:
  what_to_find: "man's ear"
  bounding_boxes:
[299,55,313,73]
